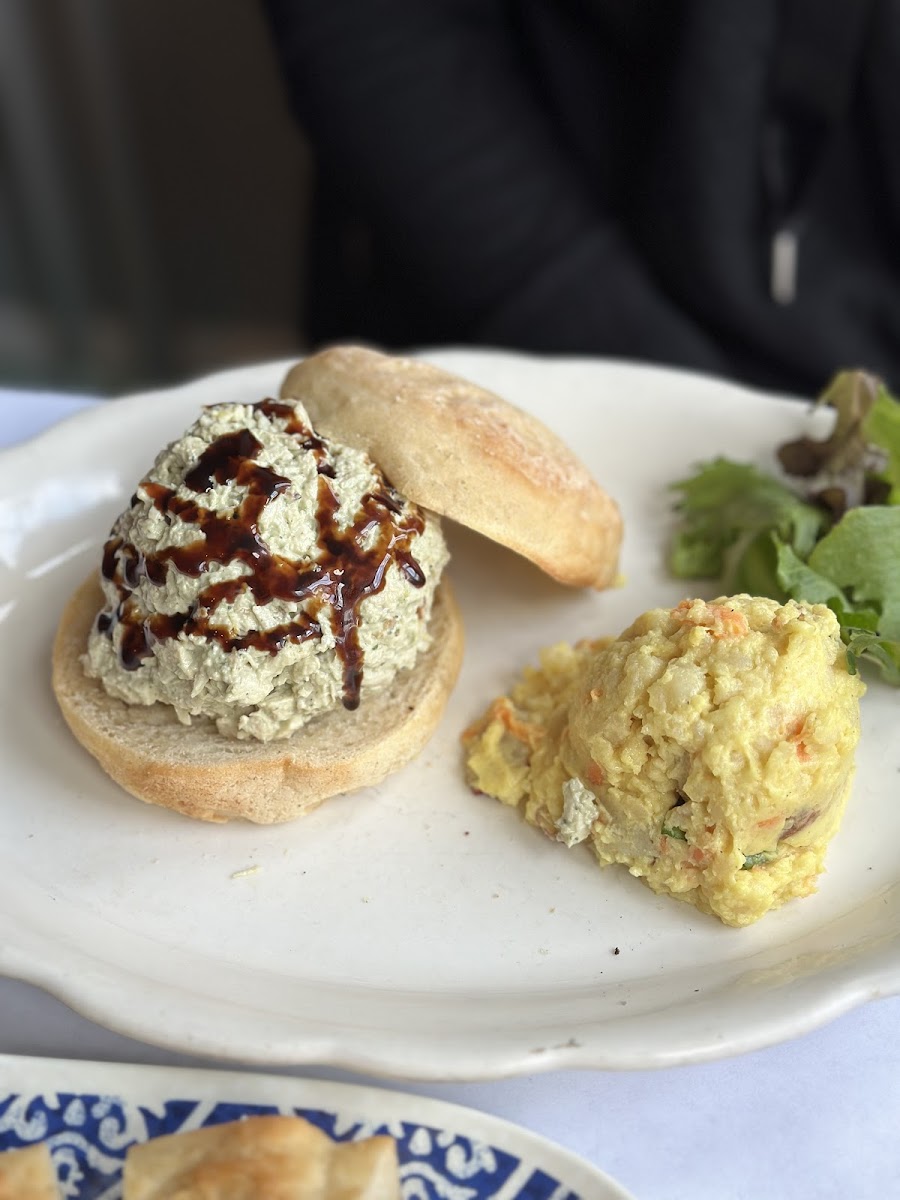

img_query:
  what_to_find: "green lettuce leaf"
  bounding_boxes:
[807,507,900,641]
[842,629,900,684]
[669,380,900,685]
[774,541,846,607]
[730,529,789,599]
[774,512,900,682]
[863,385,900,502]
[670,459,823,584]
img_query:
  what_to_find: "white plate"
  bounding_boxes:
[0,351,897,1079]
[0,1054,632,1198]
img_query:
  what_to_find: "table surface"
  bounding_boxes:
[1,386,897,1200]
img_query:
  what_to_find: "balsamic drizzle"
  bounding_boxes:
[97,400,425,709]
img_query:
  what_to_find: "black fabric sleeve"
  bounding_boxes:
[262,0,725,366]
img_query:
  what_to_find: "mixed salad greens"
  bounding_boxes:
[670,370,900,684]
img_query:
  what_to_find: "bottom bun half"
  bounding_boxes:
[52,575,464,824]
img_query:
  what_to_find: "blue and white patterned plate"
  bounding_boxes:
[0,1055,633,1199]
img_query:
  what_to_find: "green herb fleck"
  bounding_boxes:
[741,851,776,870]
[661,824,687,842]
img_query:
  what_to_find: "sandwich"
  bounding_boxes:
[53,346,621,823]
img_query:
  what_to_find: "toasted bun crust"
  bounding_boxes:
[52,575,464,824]
[281,346,622,589]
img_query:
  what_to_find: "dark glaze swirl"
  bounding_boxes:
[96,399,426,710]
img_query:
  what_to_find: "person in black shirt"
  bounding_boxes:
[262,0,900,393]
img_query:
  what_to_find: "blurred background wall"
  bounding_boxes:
[0,0,310,394]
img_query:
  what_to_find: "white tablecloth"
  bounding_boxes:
[1,388,897,1200]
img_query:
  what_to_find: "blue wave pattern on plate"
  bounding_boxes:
[0,1092,579,1199]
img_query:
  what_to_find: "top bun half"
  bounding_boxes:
[281,346,622,589]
